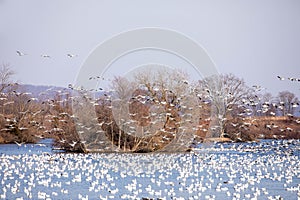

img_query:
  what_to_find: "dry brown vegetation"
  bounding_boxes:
[0,64,299,153]
[224,116,300,141]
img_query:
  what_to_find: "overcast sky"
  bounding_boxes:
[0,0,299,97]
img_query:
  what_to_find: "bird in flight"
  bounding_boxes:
[183,80,189,84]
[16,50,27,56]
[67,53,78,58]
[288,77,297,81]
[277,76,284,81]
[14,141,25,147]
[41,54,51,58]
[277,75,300,82]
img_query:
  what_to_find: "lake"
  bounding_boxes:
[0,139,299,199]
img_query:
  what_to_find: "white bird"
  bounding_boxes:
[231,122,239,127]
[288,77,297,81]
[291,102,299,108]
[69,141,77,148]
[67,53,78,58]
[16,50,27,56]
[182,80,189,84]
[41,54,51,58]
[277,76,284,81]
[14,141,25,147]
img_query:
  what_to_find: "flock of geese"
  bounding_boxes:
[16,50,78,58]
[0,139,299,199]
[1,59,299,151]
[277,76,300,82]
[4,49,298,199]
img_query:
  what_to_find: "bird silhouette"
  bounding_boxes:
[16,50,27,56]
[67,54,78,58]
[41,54,51,58]
[277,76,284,81]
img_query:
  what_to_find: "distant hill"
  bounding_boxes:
[15,84,105,100]
[16,84,68,100]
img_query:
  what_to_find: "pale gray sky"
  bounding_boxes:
[0,0,299,97]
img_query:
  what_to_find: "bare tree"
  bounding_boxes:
[103,67,200,152]
[251,92,277,117]
[133,68,200,151]
[277,91,299,116]
[198,73,254,137]
[0,63,15,93]
[111,76,137,150]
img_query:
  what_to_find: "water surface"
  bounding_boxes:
[0,139,299,199]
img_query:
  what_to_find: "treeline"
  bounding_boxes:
[0,64,299,152]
